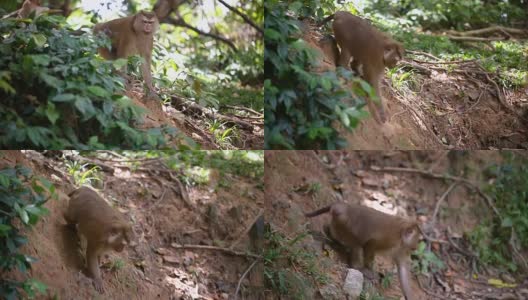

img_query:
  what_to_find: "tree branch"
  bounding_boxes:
[162,17,237,51]
[217,0,263,35]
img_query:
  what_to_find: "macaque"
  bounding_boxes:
[320,11,404,123]
[64,186,133,293]
[153,0,185,20]
[93,11,159,97]
[14,0,48,18]
[305,203,420,300]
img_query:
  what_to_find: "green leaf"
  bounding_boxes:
[29,279,47,294]
[264,28,281,41]
[51,94,75,102]
[0,175,10,187]
[39,72,61,89]
[32,34,47,47]
[501,217,513,227]
[87,86,110,98]
[112,59,128,69]
[74,97,96,117]
[45,102,60,125]
[27,128,44,147]
[320,77,332,91]
[18,208,29,224]
[288,1,303,12]
[29,54,51,66]
[0,224,12,236]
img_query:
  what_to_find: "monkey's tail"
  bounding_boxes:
[305,205,331,217]
[317,14,335,27]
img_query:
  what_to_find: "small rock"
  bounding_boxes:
[355,170,367,177]
[163,255,180,264]
[220,293,229,299]
[361,177,378,187]
[343,269,364,299]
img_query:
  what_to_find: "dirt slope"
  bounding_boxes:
[3,151,264,299]
[303,21,528,150]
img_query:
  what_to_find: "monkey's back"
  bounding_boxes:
[331,203,412,250]
[332,11,386,66]
[66,187,127,240]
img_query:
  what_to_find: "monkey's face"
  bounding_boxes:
[107,226,133,252]
[401,223,420,251]
[138,11,158,34]
[383,43,404,68]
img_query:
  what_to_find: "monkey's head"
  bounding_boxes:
[383,42,404,68]
[134,11,159,35]
[401,222,420,251]
[107,223,134,252]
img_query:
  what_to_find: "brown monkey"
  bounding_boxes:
[153,0,185,20]
[64,186,133,293]
[93,11,159,97]
[15,0,50,18]
[305,202,420,300]
[321,11,404,123]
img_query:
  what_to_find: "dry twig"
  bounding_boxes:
[369,166,501,217]
[432,182,459,224]
[234,259,260,300]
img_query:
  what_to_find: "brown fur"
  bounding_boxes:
[65,186,133,293]
[306,202,419,300]
[328,11,404,123]
[93,11,159,96]
[153,0,184,20]
[17,0,49,18]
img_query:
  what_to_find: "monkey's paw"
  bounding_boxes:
[93,279,105,293]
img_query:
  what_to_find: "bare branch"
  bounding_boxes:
[217,0,263,35]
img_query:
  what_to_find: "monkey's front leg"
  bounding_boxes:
[86,243,104,293]
[396,257,414,300]
[141,57,159,100]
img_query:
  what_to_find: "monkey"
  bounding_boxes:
[320,11,404,123]
[305,202,420,300]
[2,0,56,19]
[93,11,159,98]
[64,186,133,293]
[18,0,46,18]
[153,0,185,20]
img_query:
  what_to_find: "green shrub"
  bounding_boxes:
[0,165,54,299]
[0,15,179,149]
[264,229,328,299]
[368,0,527,30]
[264,0,369,149]
[469,153,528,272]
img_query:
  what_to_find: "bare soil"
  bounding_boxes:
[2,151,264,300]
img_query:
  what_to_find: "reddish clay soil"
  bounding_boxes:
[2,151,264,300]
[303,21,528,150]
[265,150,528,299]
